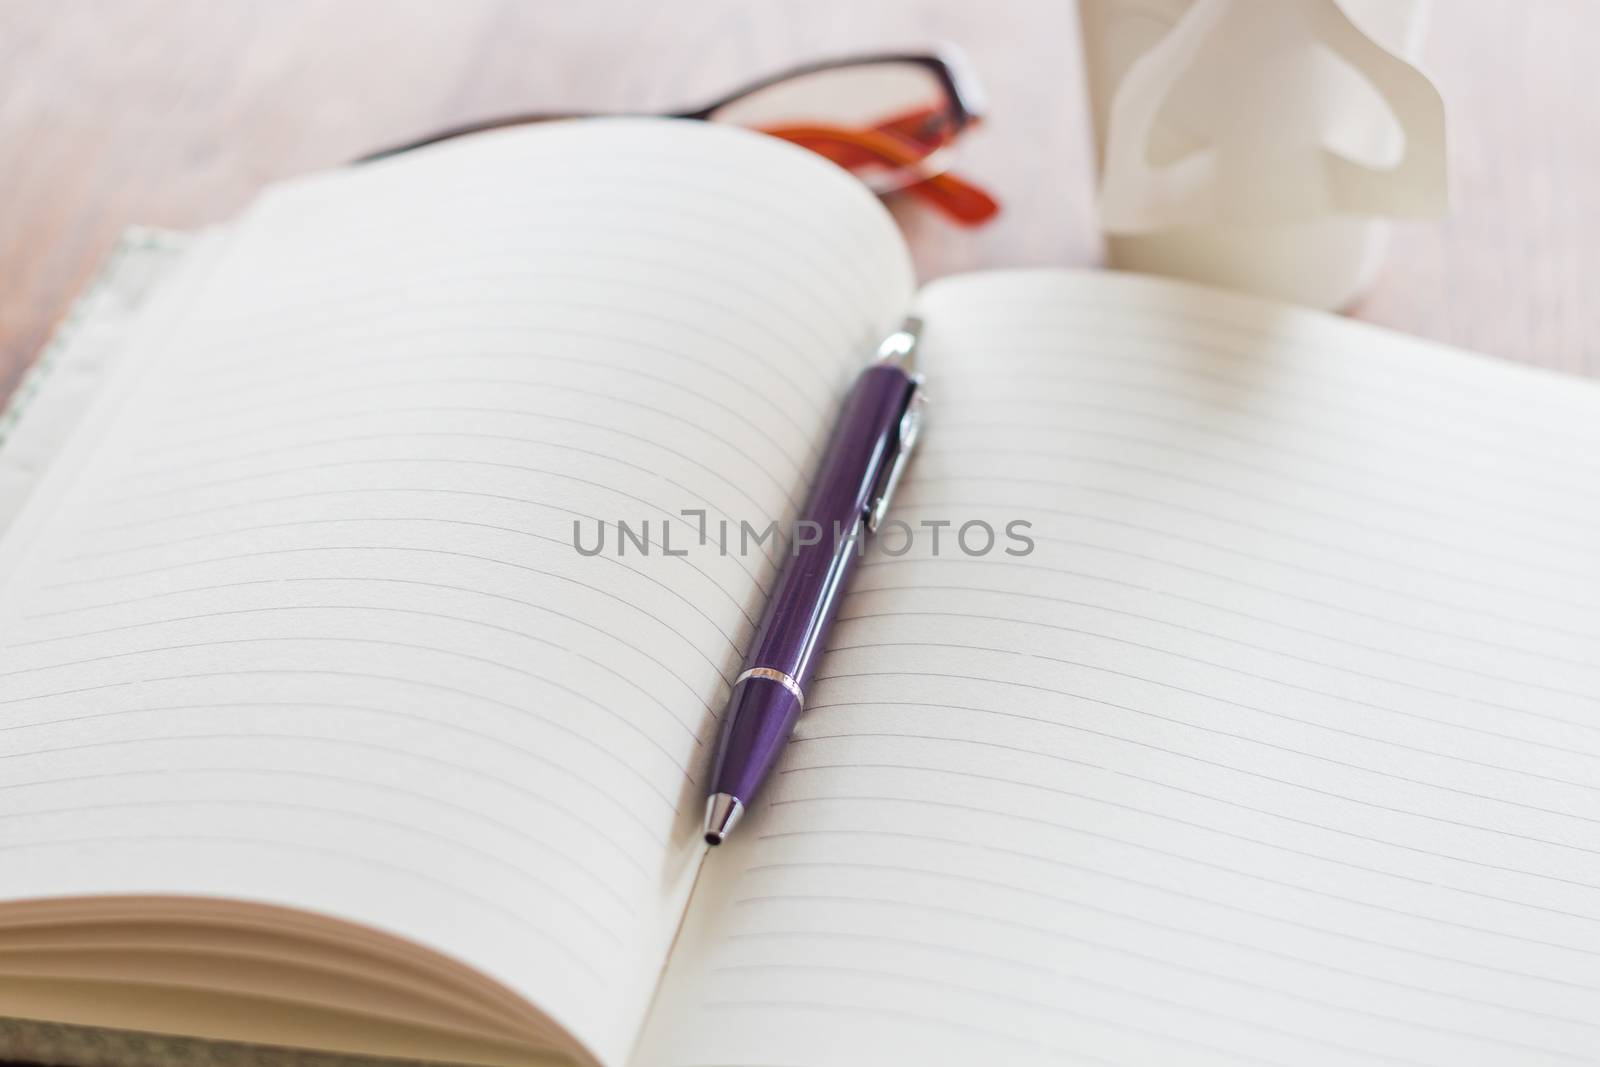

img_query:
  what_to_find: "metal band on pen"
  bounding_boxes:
[735,666,805,704]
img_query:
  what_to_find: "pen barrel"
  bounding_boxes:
[708,363,918,805]
[752,363,917,693]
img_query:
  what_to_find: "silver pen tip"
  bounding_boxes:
[703,792,744,846]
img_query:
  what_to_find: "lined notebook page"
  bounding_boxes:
[0,119,911,1066]
[637,270,1600,1067]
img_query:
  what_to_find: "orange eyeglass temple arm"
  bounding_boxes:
[757,114,999,226]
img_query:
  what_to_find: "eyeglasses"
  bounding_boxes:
[359,49,998,227]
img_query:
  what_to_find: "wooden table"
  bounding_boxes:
[2,1,1596,388]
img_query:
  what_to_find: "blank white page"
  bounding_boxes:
[638,269,1600,1067]
[0,119,912,1066]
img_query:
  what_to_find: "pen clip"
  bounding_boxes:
[865,375,926,534]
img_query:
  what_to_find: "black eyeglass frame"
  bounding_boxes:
[358,46,986,163]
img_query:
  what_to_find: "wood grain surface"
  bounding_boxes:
[2,1,1596,390]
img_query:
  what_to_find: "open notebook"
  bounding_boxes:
[1,118,1598,1067]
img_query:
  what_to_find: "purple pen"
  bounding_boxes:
[704,318,926,845]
